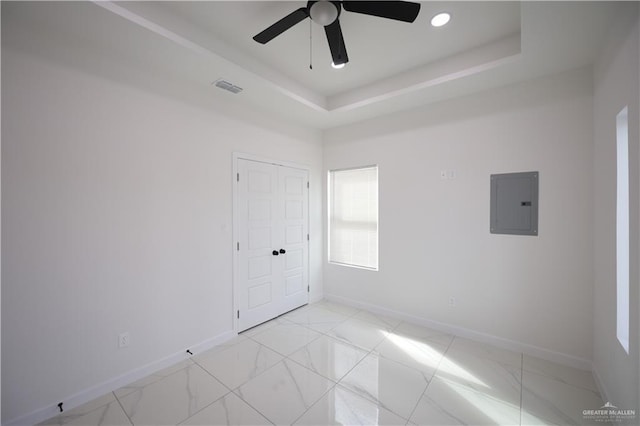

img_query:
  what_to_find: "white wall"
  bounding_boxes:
[4,2,640,424]
[1,37,322,426]
[324,68,595,364]
[592,8,640,410]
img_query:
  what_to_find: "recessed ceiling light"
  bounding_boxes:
[430,12,451,27]
[331,62,346,69]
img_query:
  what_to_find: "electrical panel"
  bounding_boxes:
[490,171,539,236]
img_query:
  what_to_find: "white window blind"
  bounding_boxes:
[328,166,378,270]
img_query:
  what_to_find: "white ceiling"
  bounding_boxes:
[4,1,631,130]
[158,1,522,96]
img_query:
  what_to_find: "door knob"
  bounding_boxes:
[272,250,279,256]
[279,248,286,254]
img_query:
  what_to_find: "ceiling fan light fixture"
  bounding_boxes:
[310,1,338,26]
[331,61,345,69]
[430,12,451,27]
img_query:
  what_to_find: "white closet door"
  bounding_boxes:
[236,158,308,332]
[279,166,309,313]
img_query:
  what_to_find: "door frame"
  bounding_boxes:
[232,152,310,333]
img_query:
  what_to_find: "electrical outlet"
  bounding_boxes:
[440,170,457,180]
[118,332,130,348]
[448,296,456,307]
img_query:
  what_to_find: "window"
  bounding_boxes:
[328,166,378,270]
[616,106,629,354]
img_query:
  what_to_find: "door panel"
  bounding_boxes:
[236,159,308,331]
[285,226,304,244]
[285,200,303,219]
[248,282,272,309]
[248,255,272,279]
[284,249,303,271]
[278,166,309,312]
[237,160,281,331]
[285,175,304,194]
[248,227,271,249]
[285,274,304,296]
[248,170,273,193]
[248,199,271,221]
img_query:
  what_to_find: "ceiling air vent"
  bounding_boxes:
[213,79,243,94]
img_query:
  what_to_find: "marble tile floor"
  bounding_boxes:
[40,300,606,426]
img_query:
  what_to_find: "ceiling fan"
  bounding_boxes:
[253,1,421,67]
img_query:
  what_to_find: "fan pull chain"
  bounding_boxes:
[309,18,313,70]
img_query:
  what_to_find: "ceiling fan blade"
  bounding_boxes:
[253,7,309,44]
[324,19,349,65]
[342,1,421,23]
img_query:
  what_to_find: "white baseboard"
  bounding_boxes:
[309,294,324,304]
[324,293,594,372]
[5,330,237,426]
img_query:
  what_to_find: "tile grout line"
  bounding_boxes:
[228,372,278,426]
[47,359,201,425]
[277,334,336,425]
[191,347,278,426]
[112,391,134,426]
[230,383,277,426]
[289,383,337,425]
[176,395,225,426]
[240,332,333,425]
[112,359,202,425]
[284,301,361,335]
[520,368,603,394]
[252,325,325,360]
[174,362,235,425]
[405,333,458,424]
[373,330,455,376]
[282,362,337,425]
[277,308,405,422]
[320,318,416,423]
[315,300,363,319]
[282,314,391,394]
[215,318,330,425]
[195,340,285,392]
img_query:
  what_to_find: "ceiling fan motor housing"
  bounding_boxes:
[253,1,421,67]
[308,1,342,26]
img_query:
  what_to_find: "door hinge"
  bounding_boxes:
[237,242,240,251]
[237,173,239,182]
[307,285,310,292]
[237,310,240,319]
[307,181,309,189]
[307,234,309,241]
